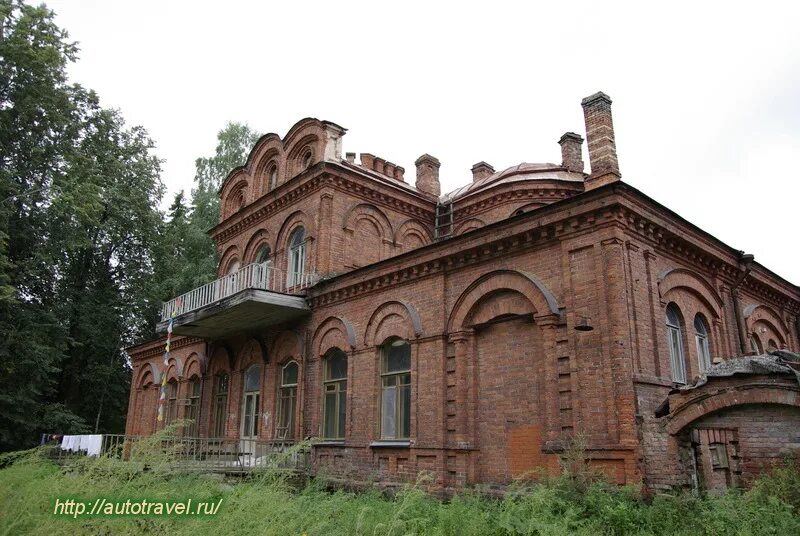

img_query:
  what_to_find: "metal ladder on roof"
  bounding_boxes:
[434,201,453,241]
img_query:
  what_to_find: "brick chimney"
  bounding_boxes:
[581,91,621,190]
[415,154,441,197]
[558,132,584,173]
[471,161,495,182]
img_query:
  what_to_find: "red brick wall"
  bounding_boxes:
[128,168,800,491]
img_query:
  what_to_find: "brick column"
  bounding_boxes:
[448,330,475,447]
[601,237,636,444]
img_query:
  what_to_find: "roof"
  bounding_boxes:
[440,162,585,203]
[680,350,800,391]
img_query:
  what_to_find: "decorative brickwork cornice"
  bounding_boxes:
[308,200,621,309]
[210,164,436,245]
[613,189,800,314]
[127,336,204,361]
[308,183,800,315]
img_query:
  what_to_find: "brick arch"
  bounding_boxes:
[466,290,537,327]
[448,270,562,332]
[243,228,273,264]
[164,356,183,381]
[286,132,321,179]
[184,352,205,378]
[454,218,486,236]
[136,363,160,388]
[208,344,234,374]
[342,203,393,238]
[744,304,790,344]
[364,301,423,346]
[275,210,314,254]
[658,268,723,319]
[251,141,283,195]
[283,118,325,152]
[313,316,357,356]
[394,219,432,251]
[218,245,241,277]
[234,338,268,371]
[272,329,304,364]
[667,385,800,435]
[510,202,546,217]
[220,175,249,220]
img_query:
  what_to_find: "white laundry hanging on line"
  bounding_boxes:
[82,435,103,457]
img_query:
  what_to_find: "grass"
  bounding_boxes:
[0,431,799,535]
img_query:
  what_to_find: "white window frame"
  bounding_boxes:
[287,228,305,287]
[694,315,712,374]
[666,305,687,384]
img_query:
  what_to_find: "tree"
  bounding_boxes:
[148,122,260,320]
[0,1,164,449]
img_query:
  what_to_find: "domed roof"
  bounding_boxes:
[440,162,585,203]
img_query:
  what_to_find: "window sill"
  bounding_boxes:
[313,440,345,447]
[369,440,411,448]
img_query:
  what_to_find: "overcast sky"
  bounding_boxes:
[46,1,800,284]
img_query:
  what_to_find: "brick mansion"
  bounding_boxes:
[126,92,800,493]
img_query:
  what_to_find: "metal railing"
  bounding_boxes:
[40,434,308,473]
[160,262,316,322]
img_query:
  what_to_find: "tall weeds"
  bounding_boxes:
[0,435,798,536]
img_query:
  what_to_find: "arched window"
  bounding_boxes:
[224,258,241,296]
[302,148,313,170]
[226,259,240,275]
[767,339,778,352]
[666,304,687,384]
[322,348,347,439]
[277,361,299,439]
[380,339,411,440]
[212,373,229,438]
[165,380,178,426]
[186,376,201,436]
[750,333,764,354]
[694,314,712,374]
[268,164,278,191]
[241,365,261,440]
[287,227,305,286]
[255,245,271,266]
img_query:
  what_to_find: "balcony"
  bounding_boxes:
[157,262,314,338]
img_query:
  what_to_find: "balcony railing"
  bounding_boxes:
[40,434,309,473]
[160,262,315,322]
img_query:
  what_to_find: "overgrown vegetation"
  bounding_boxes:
[1,431,798,536]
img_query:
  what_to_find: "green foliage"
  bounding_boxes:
[149,122,260,311]
[1,445,799,536]
[0,0,163,449]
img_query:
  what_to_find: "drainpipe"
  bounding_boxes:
[197,340,209,438]
[730,252,754,355]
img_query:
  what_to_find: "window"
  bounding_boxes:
[268,164,278,190]
[255,245,271,265]
[186,377,201,436]
[241,365,261,439]
[694,314,712,374]
[212,373,229,438]
[750,333,764,354]
[666,304,687,384]
[302,149,313,169]
[277,361,298,439]
[287,227,305,286]
[709,443,729,469]
[380,339,411,440]
[767,339,778,351]
[165,380,178,426]
[322,349,347,439]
